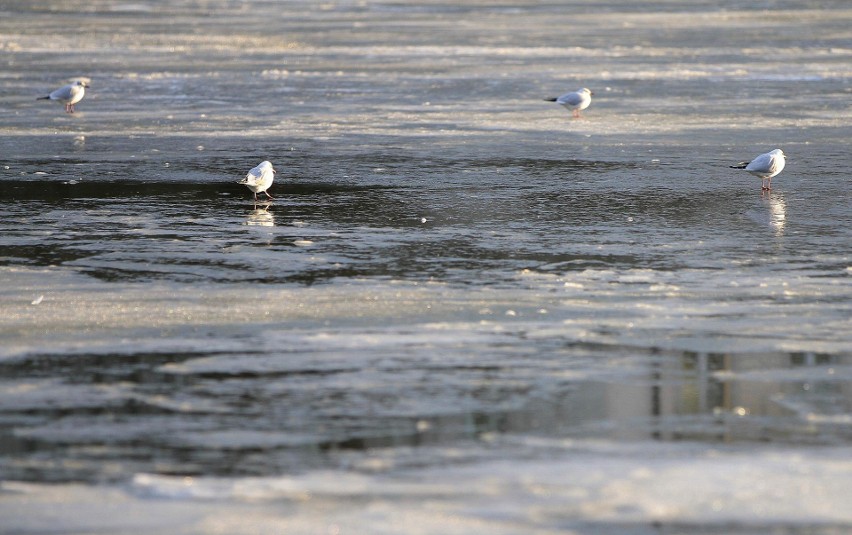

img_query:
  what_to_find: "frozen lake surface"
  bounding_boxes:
[1,1,851,533]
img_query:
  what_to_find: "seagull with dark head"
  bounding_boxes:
[38,79,90,113]
[238,161,277,201]
[545,87,593,118]
[730,149,786,191]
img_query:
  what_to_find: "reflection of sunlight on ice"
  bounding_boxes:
[765,194,786,236]
[244,205,274,227]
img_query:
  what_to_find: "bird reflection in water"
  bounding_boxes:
[244,203,275,227]
[763,192,786,237]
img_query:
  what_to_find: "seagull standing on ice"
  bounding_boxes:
[38,80,90,113]
[545,88,593,118]
[238,161,276,201]
[730,149,786,191]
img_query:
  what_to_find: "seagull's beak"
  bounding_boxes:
[272,168,276,174]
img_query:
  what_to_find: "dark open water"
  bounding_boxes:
[1,1,851,533]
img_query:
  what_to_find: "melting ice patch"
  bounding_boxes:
[123,442,852,529]
[4,442,852,534]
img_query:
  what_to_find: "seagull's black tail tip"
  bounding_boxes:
[729,163,749,169]
[544,97,558,102]
[36,96,50,100]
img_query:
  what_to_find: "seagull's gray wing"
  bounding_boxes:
[557,92,582,106]
[49,84,74,101]
[745,152,773,173]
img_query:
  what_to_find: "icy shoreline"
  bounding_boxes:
[3,441,852,534]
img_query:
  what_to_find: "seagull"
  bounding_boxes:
[37,80,90,113]
[730,149,786,191]
[545,88,593,118]
[238,161,276,201]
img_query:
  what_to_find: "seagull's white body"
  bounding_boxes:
[238,161,276,200]
[547,88,593,117]
[39,80,89,113]
[732,149,786,190]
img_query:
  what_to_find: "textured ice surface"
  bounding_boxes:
[1,0,851,533]
[3,443,852,534]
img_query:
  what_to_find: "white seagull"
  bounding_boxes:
[38,80,90,113]
[238,161,276,201]
[730,149,786,191]
[545,88,593,118]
